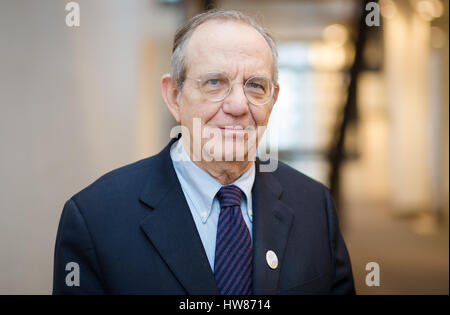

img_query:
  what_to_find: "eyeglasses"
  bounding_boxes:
[187,72,276,106]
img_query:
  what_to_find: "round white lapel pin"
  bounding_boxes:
[266,250,278,270]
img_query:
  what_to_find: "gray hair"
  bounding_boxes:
[170,9,278,90]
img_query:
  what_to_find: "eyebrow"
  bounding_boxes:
[202,70,271,80]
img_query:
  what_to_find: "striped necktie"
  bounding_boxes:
[214,185,253,295]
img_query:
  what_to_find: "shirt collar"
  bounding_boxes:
[170,139,255,223]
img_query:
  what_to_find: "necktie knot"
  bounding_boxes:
[216,185,243,208]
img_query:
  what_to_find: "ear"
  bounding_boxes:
[272,83,280,105]
[266,83,280,117]
[161,74,181,123]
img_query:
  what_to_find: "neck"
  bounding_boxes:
[180,137,254,184]
[193,159,253,185]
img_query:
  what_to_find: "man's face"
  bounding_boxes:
[177,20,278,162]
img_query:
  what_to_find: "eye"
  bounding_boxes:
[248,82,266,93]
[249,82,262,89]
[208,79,219,85]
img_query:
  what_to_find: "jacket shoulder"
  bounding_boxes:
[70,154,159,206]
[271,160,329,194]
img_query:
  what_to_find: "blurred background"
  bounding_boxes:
[0,0,448,294]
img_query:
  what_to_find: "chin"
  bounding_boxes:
[223,138,249,162]
[200,138,249,162]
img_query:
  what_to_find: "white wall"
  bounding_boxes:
[383,0,444,215]
[0,0,183,294]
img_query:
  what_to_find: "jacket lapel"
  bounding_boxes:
[252,160,295,294]
[139,138,219,294]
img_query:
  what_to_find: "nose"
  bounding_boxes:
[221,82,249,117]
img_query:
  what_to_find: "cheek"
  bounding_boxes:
[179,94,219,126]
[250,105,272,126]
[201,106,221,124]
[180,106,219,127]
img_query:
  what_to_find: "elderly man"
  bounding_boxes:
[53,9,355,295]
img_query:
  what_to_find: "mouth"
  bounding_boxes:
[218,126,247,134]
[219,126,244,130]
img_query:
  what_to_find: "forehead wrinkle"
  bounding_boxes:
[185,20,273,78]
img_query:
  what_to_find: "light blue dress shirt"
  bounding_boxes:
[170,139,255,271]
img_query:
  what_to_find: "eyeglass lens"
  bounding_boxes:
[199,72,273,105]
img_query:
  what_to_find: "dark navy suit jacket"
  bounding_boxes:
[53,137,355,294]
